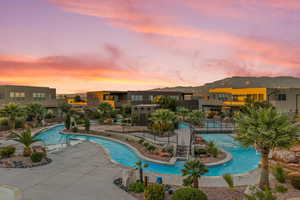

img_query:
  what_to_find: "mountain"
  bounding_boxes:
[152,76,300,96]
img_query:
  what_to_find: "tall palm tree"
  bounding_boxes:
[176,107,189,121]
[97,102,113,119]
[0,103,25,130]
[149,109,176,137]
[59,102,72,119]
[182,159,208,189]
[134,160,149,183]
[14,129,40,156]
[188,110,205,126]
[235,107,300,189]
[25,103,46,127]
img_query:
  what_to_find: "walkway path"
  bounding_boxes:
[0,142,135,200]
[176,127,191,146]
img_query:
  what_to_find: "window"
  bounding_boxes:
[278,94,287,101]
[10,92,25,101]
[149,95,154,101]
[131,95,143,101]
[33,93,46,101]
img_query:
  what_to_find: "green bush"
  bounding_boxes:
[143,142,150,148]
[15,117,26,129]
[30,152,44,163]
[0,117,9,128]
[245,187,277,200]
[147,144,156,152]
[272,164,286,183]
[222,173,234,188]
[209,147,219,158]
[182,177,193,187]
[0,146,16,158]
[72,126,78,132]
[144,184,165,200]
[138,139,144,144]
[290,175,300,190]
[274,184,288,193]
[172,188,207,200]
[194,149,207,155]
[128,181,144,193]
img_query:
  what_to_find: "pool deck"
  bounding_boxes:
[0,142,135,200]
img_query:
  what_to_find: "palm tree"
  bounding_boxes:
[0,103,25,130]
[135,160,149,183]
[149,109,176,137]
[188,110,205,126]
[182,159,208,189]
[59,102,72,119]
[97,102,113,119]
[235,107,300,189]
[14,129,40,156]
[176,107,189,121]
[25,103,46,127]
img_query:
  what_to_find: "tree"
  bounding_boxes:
[97,102,113,119]
[235,107,300,189]
[149,109,176,136]
[25,104,46,127]
[121,103,132,117]
[84,118,90,131]
[188,110,205,126]
[182,159,208,189]
[135,160,149,183]
[176,107,189,121]
[0,103,25,130]
[59,102,72,119]
[14,129,39,156]
[154,96,178,111]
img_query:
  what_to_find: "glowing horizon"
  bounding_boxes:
[1,0,300,93]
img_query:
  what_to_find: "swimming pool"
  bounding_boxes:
[35,125,260,176]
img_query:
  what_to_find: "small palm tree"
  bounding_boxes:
[0,103,25,130]
[97,102,113,119]
[135,160,149,183]
[25,103,46,127]
[176,107,189,121]
[182,159,208,189]
[14,129,40,156]
[235,107,300,189]
[149,109,176,137]
[188,110,205,126]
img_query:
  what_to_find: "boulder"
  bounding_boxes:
[272,150,298,163]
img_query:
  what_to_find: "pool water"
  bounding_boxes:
[35,125,260,176]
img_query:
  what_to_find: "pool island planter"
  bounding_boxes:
[60,130,233,167]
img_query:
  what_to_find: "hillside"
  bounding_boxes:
[152,76,300,96]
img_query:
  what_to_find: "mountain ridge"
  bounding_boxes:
[152,76,300,96]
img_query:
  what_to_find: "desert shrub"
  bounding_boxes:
[72,126,78,132]
[272,164,286,183]
[147,144,156,152]
[172,187,207,200]
[138,139,144,144]
[194,149,207,155]
[0,146,16,158]
[163,146,174,155]
[245,187,277,200]
[143,142,150,148]
[289,175,300,190]
[144,184,165,200]
[223,173,234,188]
[274,184,288,193]
[182,177,193,187]
[84,118,90,131]
[30,152,44,163]
[0,117,9,128]
[128,181,144,193]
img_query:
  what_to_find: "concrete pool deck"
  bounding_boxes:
[0,142,135,200]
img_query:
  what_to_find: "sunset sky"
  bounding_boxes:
[1,0,300,93]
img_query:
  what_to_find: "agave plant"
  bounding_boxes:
[14,129,40,157]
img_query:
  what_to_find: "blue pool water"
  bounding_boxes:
[35,125,260,176]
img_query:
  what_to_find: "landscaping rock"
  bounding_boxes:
[272,150,298,163]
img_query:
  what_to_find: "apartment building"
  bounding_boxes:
[199,87,300,114]
[87,90,198,109]
[0,85,57,108]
